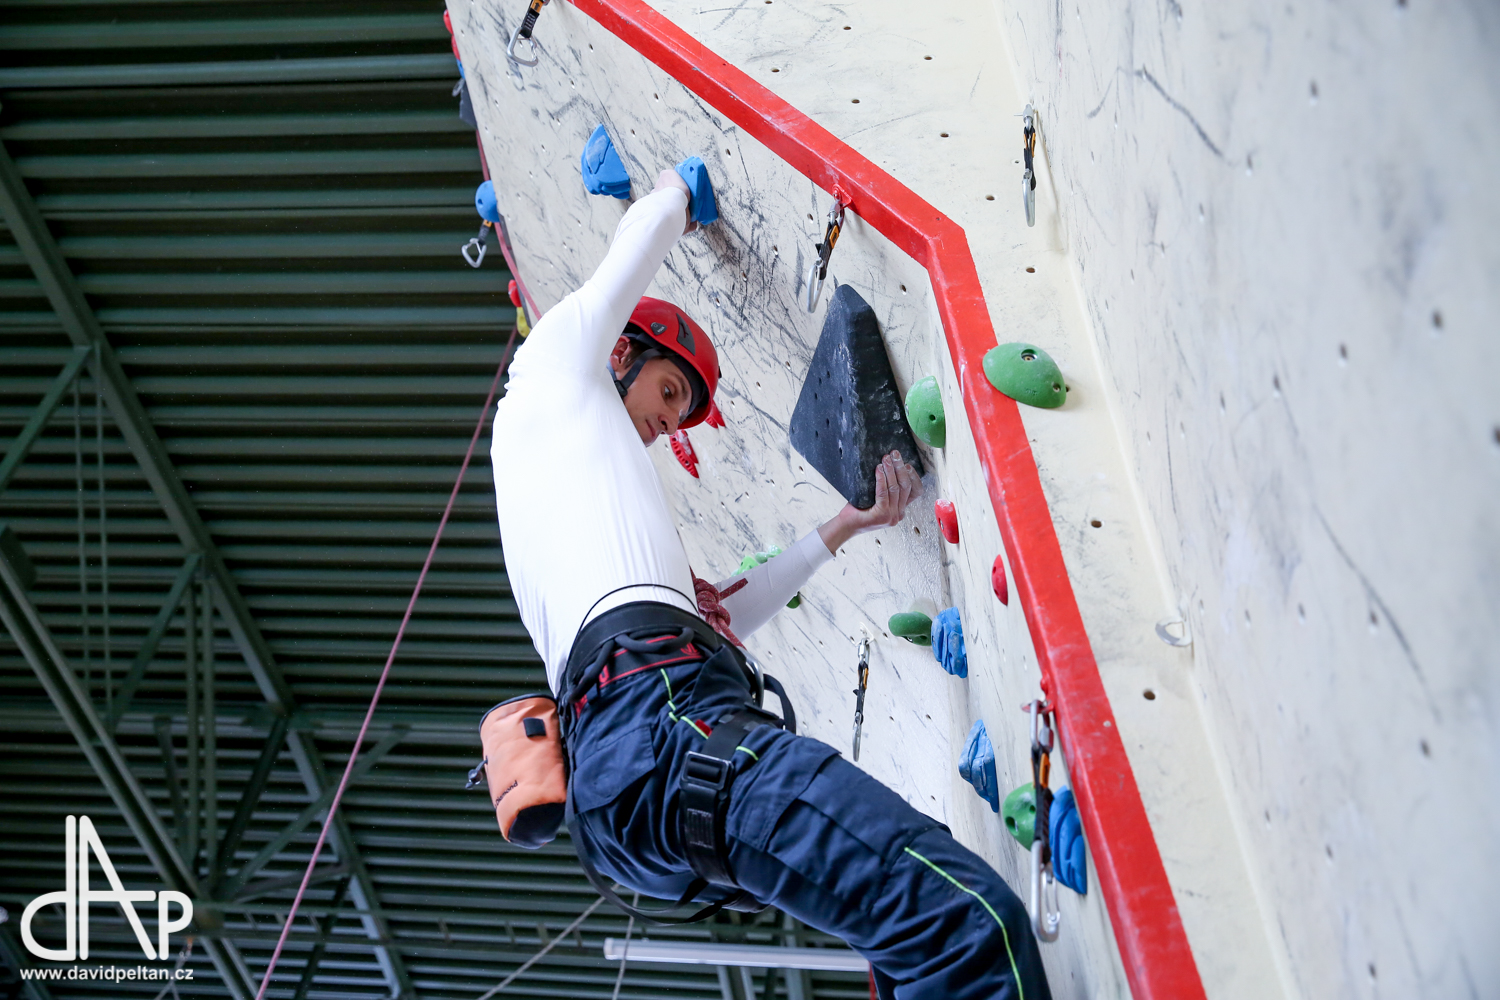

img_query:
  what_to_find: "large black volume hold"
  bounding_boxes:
[789,284,925,509]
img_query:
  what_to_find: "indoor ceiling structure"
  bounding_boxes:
[0,2,865,998]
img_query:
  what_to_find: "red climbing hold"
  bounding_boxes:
[704,399,725,429]
[670,429,700,478]
[508,279,522,309]
[443,10,462,62]
[991,554,1009,605]
[935,499,959,543]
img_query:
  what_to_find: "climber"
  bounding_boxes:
[488,166,1051,1000]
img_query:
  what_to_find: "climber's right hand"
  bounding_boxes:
[654,169,698,235]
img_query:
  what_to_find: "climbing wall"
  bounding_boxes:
[993,2,1500,998]
[451,0,1498,997]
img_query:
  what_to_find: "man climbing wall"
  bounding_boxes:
[487,163,1052,1000]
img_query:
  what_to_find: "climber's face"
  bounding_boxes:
[610,337,694,445]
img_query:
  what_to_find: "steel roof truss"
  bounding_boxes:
[0,540,254,1000]
[107,553,201,730]
[0,346,92,495]
[0,139,414,1000]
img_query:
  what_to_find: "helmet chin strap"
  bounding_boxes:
[612,346,706,416]
[611,348,663,401]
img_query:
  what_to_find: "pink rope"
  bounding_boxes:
[254,326,521,999]
[691,574,747,647]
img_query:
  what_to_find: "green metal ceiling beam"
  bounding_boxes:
[0,346,89,493]
[0,53,455,90]
[17,148,476,178]
[57,232,481,259]
[0,14,445,49]
[0,531,256,1000]
[0,138,415,998]
[106,554,201,730]
[2,111,465,141]
[34,187,472,214]
[0,921,56,1000]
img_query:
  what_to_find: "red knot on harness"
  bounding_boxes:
[693,574,748,647]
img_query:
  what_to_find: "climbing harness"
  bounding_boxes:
[506,0,549,67]
[851,630,871,761]
[557,598,797,926]
[804,194,846,312]
[1026,699,1062,942]
[1022,105,1038,228]
[462,219,493,268]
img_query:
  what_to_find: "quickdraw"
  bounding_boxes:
[851,631,871,761]
[1027,698,1061,941]
[461,219,492,268]
[1022,104,1038,228]
[804,192,847,312]
[506,0,549,67]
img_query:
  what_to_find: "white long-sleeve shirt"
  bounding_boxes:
[491,188,833,693]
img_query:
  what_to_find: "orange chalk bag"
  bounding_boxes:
[465,694,568,849]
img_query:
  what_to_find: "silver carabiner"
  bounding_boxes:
[1030,841,1062,942]
[506,0,548,67]
[461,238,487,268]
[1022,104,1038,228]
[461,224,488,268]
[506,22,540,67]
[804,197,845,313]
[805,257,824,313]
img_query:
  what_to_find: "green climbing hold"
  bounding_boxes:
[888,611,933,645]
[1003,782,1038,849]
[904,376,946,448]
[983,343,1067,409]
[738,546,801,608]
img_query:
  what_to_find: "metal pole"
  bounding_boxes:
[96,366,110,716]
[73,373,88,696]
[203,574,217,878]
[185,570,199,874]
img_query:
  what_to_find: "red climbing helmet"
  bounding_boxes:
[618,296,720,428]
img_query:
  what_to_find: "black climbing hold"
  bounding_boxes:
[790,285,925,509]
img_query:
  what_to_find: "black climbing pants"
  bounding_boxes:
[564,609,1052,1000]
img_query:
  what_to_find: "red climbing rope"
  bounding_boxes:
[254,327,521,1000]
[692,574,747,647]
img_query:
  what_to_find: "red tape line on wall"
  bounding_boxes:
[564,2,1208,996]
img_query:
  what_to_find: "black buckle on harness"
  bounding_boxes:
[684,751,732,791]
[677,702,791,895]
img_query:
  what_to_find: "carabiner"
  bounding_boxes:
[461,223,489,268]
[804,196,846,312]
[1026,698,1060,941]
[1022,104,1038,228]
[851,630,872,761]
[506,0,548,67]
[1030,841,1062,942]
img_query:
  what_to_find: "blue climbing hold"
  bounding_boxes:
[932,607,966,678]
[958,719,999,812]
[475,180,501,224]
[581,124,632,199]
[1050,788,1088,895]
[674,155,718,225]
